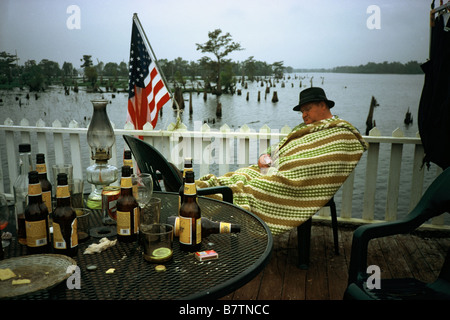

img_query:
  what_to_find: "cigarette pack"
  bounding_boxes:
[195,250,218,261]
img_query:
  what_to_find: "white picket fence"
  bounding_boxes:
[0,118,446,230]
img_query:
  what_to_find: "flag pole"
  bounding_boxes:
[132,13,182,126]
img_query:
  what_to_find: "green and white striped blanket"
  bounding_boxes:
[196,116,368,236]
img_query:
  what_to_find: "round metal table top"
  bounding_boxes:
[3,191,273,300]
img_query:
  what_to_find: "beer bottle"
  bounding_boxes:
[179,170,201,252]
[178,157,193,212]
[13,143,33,245]
[53,173,78,256]
[25,171,50,254]
[116,166,139,242]
[167,216,241,238]
[123,150,133,174]
[36,153,53,216]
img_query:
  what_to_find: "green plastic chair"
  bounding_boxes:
[344,167,450,300]
[123,135,233,203]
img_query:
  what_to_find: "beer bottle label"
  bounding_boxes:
[36,163,47,174]
[117,207,138,236]
[183,168,193,178]
[120,176,132,189]
[56,185,70,198]
[53,222,66,249]
[196,218,202,244]
[179,216,192,245]
[25,220,48,247]
[28,183,42,196]
[219,222,231,233]
[133,207,139,234]
[132,184,138,199]
[173,217,180,237]
[179,217,201,245]
[53,219,78,249]
[184,183,196,196]
[71,218,78,247]
[124,159,133,168]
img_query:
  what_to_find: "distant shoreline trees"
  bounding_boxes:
[1,48,424,92]
[295,61,423,74]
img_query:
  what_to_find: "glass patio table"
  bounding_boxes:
[1,191,273,300]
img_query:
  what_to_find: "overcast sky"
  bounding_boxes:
[0,0,433,69]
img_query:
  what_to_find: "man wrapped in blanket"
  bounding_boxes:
[196,87,368,236]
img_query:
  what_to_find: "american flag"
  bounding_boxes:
[127,18,170,131]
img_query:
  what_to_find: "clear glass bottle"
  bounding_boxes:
[86,162,118,209]
[13,143,33,245]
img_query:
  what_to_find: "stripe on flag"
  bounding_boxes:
[126,18,170,131]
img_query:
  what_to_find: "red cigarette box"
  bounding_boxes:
[195,250,218,261]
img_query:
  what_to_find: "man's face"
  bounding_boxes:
[299,101,328,124]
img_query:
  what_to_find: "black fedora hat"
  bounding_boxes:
[293,87,335,111]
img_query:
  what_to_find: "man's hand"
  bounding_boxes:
[258,154,272,168]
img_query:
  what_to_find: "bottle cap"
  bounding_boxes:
[155,265,166,272]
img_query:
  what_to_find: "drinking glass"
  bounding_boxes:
[132,173,153,208]
[74,208,91,242]
[141,223,173,263]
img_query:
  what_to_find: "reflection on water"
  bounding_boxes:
[0,73,440,220]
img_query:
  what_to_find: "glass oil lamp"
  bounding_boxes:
[86,99,118,209]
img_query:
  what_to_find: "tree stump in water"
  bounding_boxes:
[272,91,279,103]
[216,102,222,118]
[172,87,185,109]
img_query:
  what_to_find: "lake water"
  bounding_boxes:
[0,72,424,135]
[0,72,440,220]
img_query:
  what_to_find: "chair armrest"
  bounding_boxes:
[347,220,405,284]
[198,186,233,203]
[347,192,448,285]
[347,207,435,285]
[347,168,450,286]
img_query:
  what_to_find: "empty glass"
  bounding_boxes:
[132,173,153,208]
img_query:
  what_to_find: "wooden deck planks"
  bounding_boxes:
[222,222,450,300]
